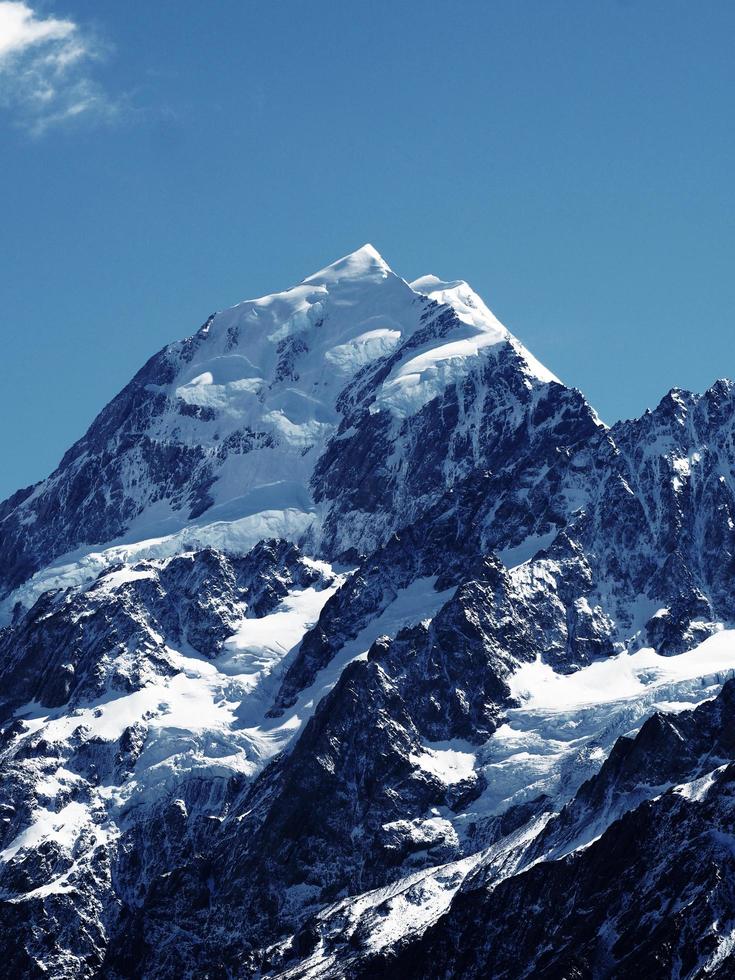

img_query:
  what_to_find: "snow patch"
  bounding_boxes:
[0,801,93,863]
[410,744,476,784]
[509,631,734,712]
[498,529,558,569]
[461,631,735,821]
[674,768,723,802]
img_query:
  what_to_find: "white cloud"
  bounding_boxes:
[0,1,117,134]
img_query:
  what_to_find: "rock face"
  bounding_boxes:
[1,246,735,979]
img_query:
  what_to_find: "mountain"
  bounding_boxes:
[0,244,561,600]
[1,246,735,979]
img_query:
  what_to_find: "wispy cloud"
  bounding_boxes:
[0,1,117,134]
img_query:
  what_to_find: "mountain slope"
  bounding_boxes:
[360,681,735,980]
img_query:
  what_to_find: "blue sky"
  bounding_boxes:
[1,0,735,499]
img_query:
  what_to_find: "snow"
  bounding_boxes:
[3,245,564,627]
[95,566,157,591]
[279,807,559,978]
[10,564,732,928]
[3,573,456,867]
[703,921,735,974]
[0,791,115,903]
[0,244,581,946]
[302,243,391,286]
[370,271,558,417]
[0,801,93,863]
[245,575,456,734]
[33,767,81,800]
[408,273,559,387]
[324,327,402,371]
[5,242,735,974]
[4,579,344,835]
[409,744,476,785]
[373,274,511,417]
[345,849,481,951]
[1,506,319,621]
[459,631,735,822]
[219,585,340,685]
[373,328,507,417]
[0,249,416,622]
[146,575,455,782]
[275,849,487,979]
[509,336,561,386]
[674,767,723,802]
[498,529,558,568]
[508,630,734,711]
[410,274,508,334]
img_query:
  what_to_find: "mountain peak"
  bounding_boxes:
[302,243,392,286]
[410,272,560,386]
[410,273,507,336]
[0,245,573,606]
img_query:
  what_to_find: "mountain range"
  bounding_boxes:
[2,245,735,978]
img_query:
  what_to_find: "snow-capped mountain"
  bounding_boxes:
[1,246,735,979]
[0,244,559,601]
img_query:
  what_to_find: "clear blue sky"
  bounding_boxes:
[2,0,735,499]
